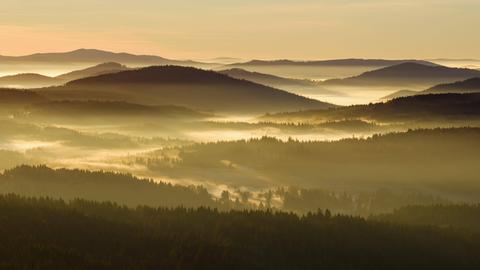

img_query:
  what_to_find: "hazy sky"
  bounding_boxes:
[1,0,479,60]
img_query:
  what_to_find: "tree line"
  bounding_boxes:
[0,194,479,270]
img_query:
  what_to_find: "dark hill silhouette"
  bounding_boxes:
[1,194,479,270]
[42,66,335,114]
[0,49,209,67]
[322,62,480,89]
[424,77,480,94]
[380,77,480,100]
[0,73,61,88]
[261,93,480,123]
[56,62,130,82]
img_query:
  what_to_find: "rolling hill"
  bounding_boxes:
[56,62,131,82]
[0,89,211,121]
[0,73,61,88]
[0,62,132,88]
[261,92,480,123]
[380,77,480,100]
[28,100,211,120]
[219,68,317,87]
[424,77,480,94]
[223,59,439,81]
[219,68,340,96]
[379,90,418,101]
[322,62,480,89]
[41,66,335,114]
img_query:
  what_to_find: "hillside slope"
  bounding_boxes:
[323,62,480,89]
[424,77,480,94]
[42,66,335,114]
[261,92,480,123]
[56,62,131,82]
[380,77,480,100]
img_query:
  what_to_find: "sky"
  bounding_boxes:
[1,0,479,60]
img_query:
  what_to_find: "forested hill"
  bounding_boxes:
[322,62,480,88]
[41,66,334,114]
[142,128,480,200]
[261,92,480,123]
[0,165,216,208]
[0,89,48,105]
[425,77,480,94]
[0,194,478,270]
[373,204,480,233]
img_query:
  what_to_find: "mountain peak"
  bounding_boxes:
[67,65,254,85]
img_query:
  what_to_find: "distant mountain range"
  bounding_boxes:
[0,49,209,67]
[380,77,480,101]
[228,59,436,67]
[39,66,335,114]
[223,59,440,81]
[0,62,130,88]
[322,62,480,89]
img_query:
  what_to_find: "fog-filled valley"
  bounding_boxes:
[1,48,480,268]
[2,52,480,204]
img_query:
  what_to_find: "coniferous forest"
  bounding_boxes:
[1,194,479,270]
[2,1,480,268]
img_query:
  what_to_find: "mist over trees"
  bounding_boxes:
[0,165,452,215]
[1,47,480,269]
[261,92,480,123]
[142,128,480,201]
[0,165,217,208]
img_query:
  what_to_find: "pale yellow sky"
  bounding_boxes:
[1,0,479,60]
